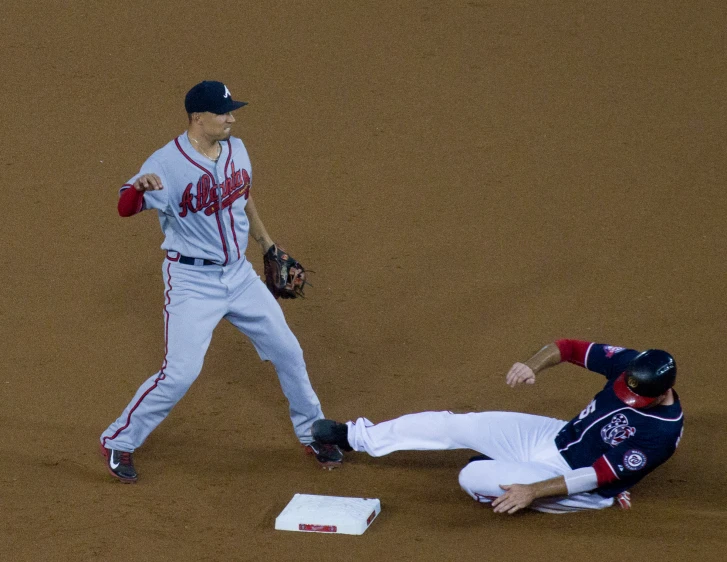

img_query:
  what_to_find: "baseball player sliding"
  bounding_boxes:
[100,81,343,483]
[313,340,684,513]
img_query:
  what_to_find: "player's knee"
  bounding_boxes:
[274,340,305,369]
[458,462,479,499]
[458,460,501,503]
[158,359,204,399]
[158,375,195,401]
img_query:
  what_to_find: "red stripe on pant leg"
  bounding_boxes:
[159,261,173,377]
[102,262,174,448]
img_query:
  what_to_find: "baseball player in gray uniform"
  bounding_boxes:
[100,81,343,483]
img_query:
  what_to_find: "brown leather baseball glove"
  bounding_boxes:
[263,244,308,299]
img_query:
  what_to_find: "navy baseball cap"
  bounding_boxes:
[184,81,248,114]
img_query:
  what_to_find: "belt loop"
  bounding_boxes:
[166,251,180,262]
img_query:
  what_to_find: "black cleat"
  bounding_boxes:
[100,443,138,483]
[305,441,344,470]
[467,454,493,464]
[312,419,353,451]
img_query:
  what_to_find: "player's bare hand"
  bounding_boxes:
[506,362,535,387]
[491,484,535,514]
[134,174,163,192]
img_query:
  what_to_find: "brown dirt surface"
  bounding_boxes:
[2,1,725,561]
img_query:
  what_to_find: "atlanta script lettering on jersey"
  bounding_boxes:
[179,163,251,218]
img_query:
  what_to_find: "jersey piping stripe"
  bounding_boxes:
[619,406,683,422]
[593,456,619,485]
[223,140,232,176]
[102,262,174,447]
[558,406,683,453]
[174,138,230,266]
[602,456,620,481]
[228,208,240,259]
[222,140,241,260]
[583,342,595,369]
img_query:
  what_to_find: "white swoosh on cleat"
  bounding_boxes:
[109,451,120,470]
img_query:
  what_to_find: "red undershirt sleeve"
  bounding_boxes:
[118,185,144,217]
[592,455,619,486]
[555,339,592,367]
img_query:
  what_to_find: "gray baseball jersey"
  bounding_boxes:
[132,133,252,265]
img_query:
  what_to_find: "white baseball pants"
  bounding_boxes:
[347,411,614,513]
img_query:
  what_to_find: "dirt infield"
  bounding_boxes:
[1,1,725,560]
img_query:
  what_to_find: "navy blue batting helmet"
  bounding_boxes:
[613,349,677,408]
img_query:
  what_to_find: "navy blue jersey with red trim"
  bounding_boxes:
[553,343,684,498]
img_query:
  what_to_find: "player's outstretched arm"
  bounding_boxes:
[245,196,275,253]
[492,477,568,514]
[492,466,599,514]
[505,343,562,387]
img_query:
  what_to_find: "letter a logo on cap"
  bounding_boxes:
[223,85,231,98]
